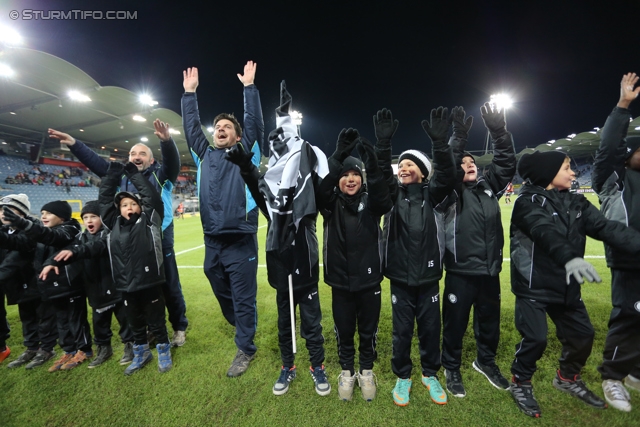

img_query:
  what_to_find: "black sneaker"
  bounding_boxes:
[120,342,134,365]
[88,345,113,368]
[510,379,541,418]
[25,349,56,370]
[7,349,37,368]
[473,359,510,390]
[552,371,607,409]
[444,369,466,397]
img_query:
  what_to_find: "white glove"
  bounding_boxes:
[564,257,602,285]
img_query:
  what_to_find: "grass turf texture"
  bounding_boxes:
[1,193,638,426]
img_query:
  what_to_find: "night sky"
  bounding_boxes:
[3,0,639,157]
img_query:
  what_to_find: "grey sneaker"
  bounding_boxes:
[337,370,356,401]
[552,371,606,409]
[273,366,296,395]
[88,345,113,368]
[25,349,55,370]
[227,349,254,377]
[171,330,186,347]
[357,369,377,401]
[625,374,640,393]
[602,379,631,412]
[7,349,37,368]
[119,342,134,365]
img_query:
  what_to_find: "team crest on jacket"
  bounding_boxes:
[484,189,493,198]
[358,202,364,212]
[448,293,457,304]
[391,294,397,304]
[635,301,640,312]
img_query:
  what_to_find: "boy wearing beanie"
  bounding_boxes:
[374,107,457,406]
[508,149,640,417]
[591,73,640,412]
[42,162,172,375]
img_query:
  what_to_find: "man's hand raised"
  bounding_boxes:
[48,129,76,146]
[618,72,640,109]
[153,119,171,142]
[183,67,199,93]
[237,61,257,87]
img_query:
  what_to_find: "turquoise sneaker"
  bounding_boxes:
[422,375,448,405]
[392,378,412,406]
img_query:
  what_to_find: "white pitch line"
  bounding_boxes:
[174,224,267,257]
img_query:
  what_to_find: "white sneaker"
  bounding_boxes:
[357,369,377,401]
[171,330,186,347]
[602,379,631,412]
[625,374,640,393]
[337,370,356,401]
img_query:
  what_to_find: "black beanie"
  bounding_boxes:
[81,200,100,217]
[41,200,72,221]
[340,156,364,179]
[114,191,141,207]
[462,151,475,161]
[518,150,568,188]
[625,136,640,160]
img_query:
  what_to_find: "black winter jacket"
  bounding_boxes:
[443,131,516,276]
[510,185,640,305]
[0,226,36,304]
[591,106,640,270]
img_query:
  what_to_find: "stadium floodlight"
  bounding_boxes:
[68,90,91,102]
[567,133,576,139]
[489,93,513,111]
[0,63,14,77]
[169,128,180,135]
[140,137,148,142]
[0,26,23,46]
[207,126,214,133]
[548,140,556,144]
[132,115,146,122]
[139,94,158,107]
[290,110,303,126]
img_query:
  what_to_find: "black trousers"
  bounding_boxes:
[0,292,9,348]
[52,296,92,353]
[92,301,133,346]
[124,286,168,345]
[598,269,640,380]
[442,272,501,371]
[390,281,441,378]
[17,299,57,352]
[276,284,325,367]
[332,285,381,372]
[162,243,189,332]
[511,297,594,381]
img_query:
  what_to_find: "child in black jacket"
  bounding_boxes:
[41,162,172,375]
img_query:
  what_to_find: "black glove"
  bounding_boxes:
[107,161,125,177]
[421,106,452,147]
[356,137,379,174]
[373,108,398,148]
[481,102,507,139]
[332,128,359,162]
[451,106,473,138]
[225,143,255,172]
[2,207,32,230]
[123,162,139,177]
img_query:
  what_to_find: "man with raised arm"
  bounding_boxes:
[181,61,264,377]
[47,120,189,347]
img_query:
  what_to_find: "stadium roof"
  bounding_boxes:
[0,47,201,167]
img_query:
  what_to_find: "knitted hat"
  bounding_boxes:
[41,200,72,221]
[340,156,364,178]
[81,200,100,217]
[114,191,141,207]
[399,149,432,179]
[0,193,30,217]
[625,136,640,160]
[461,151,475,161]
[518,150,568,188]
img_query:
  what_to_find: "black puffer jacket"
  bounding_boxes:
[510,184,640,305]
[0,226,35,304]
[443,131,516,276]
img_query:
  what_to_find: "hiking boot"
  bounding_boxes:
[392,378,412,406]
[61,350,92,370]
[48,352,75,372]
[88,345,113,368]
[7,349,37,368]
[625,374,640,393]
[124,344,152,376]
[444,369,465,398]
[510,378,541,418]
[310,365,331,396]
[227,349,254,377]
[120,342,134,365]
[25,349,55,370]
[473,359,510,390]
[602,379,631,412]
[357,369,377,401]
[0,346,10,363]
[273,366,296,395]
[171,330,186,347]
[337,370,356,401]
[423,375,448,404]
[552,370,607,409]
[157,343,173,373]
